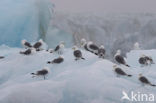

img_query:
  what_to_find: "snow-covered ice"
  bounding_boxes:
[0,45,156,103]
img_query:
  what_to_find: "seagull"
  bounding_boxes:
[114,50,130,67]
[113,65,132,77]
[139,74,156,87]
[20,48,36,55]
[33,39,44,51]
[47,56,64,64]
[87,41,99,55]
[98,45,106,59]
[133,42,141,50]
[54,41,65,55]
[31,67,50,80]
[21,39,32,49]
[72,46,85,61]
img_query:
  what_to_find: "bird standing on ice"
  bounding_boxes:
[54,41,65,55]
[47,56,64,64]
[138,74,156,87]
[133,42,141,50]
[139,55,148,66]
[87,41,99,55]
[98,45,106,59]
[139,55,154,66]
[31,67,50,80]
[81,39,99,55]
[20,48,36,55]
[21,40,32,49]
[114,50,130,67]
[113,65,132,77]
[72,46,85,61]
[33,39,44,51]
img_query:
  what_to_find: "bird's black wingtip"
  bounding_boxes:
[126,64,130,67]
[127,75,132,77]
[81,57,85,60]
[47,61,51,64]
[151,84,156,87]
[31,73,35,75]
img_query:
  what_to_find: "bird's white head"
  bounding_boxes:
[39,39,44,44]
[139,73,142,77]
[134,42,140,50]
[115,50,121,56]
[60,41,65,48]
[44,67,51,73]
[72,45,78,51]
[21,39,27,45]
[59,55,64,58]
[100,45,105,49]
[113,65,118,69]
[81,38,86,46]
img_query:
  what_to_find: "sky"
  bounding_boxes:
[51,0,156,14]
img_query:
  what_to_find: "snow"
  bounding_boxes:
[0,45,156,103]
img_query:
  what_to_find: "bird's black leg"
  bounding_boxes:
[44,76,46,80]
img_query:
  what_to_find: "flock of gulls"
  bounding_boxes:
[0,39,156,87]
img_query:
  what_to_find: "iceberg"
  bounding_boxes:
[52,13,156,58]
[0,0,53,47]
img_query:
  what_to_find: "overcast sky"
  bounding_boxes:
[51,0,156,14]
